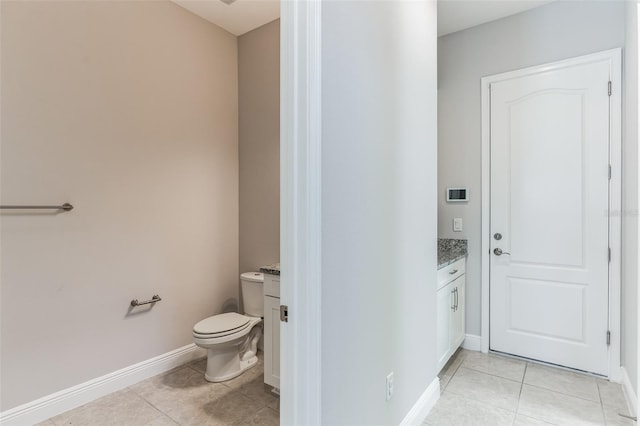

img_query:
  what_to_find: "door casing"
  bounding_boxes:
[480,48,622,381]
[280,1,323,425]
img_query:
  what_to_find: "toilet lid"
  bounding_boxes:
[241,272,264,283]
[193,312,251,335]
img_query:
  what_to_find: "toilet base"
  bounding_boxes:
[201,324,262,383]
[204,352,258,383]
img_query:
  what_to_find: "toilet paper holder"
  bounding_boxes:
[130,295,162,307]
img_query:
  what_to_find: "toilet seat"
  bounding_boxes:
[193,313,261,342]
[192,271,264,383]
[194,312,250,334]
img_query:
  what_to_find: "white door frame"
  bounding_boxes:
[636,3,640,413]
[636,0,640,417]
[480,48,622,381]
[279,1,322,425]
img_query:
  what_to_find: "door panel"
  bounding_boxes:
[508,91,585,268]
[507,277,585,341]
[489,56,611,375]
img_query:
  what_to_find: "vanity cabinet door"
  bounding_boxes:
[436,281,454,370]
[264,295,280,389]
[450,275,465,351]
[437,273,466,371]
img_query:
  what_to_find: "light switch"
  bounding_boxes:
[453,218,463,232]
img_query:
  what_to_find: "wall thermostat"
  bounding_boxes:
[447,188,468,202]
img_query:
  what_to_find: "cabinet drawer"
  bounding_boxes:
[437,258,465,290]
[264,274,280,298]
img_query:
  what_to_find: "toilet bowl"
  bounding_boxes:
[193,272,264,382]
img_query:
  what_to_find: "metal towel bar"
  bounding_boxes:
[130,295,161,307]
[0,203,73,211]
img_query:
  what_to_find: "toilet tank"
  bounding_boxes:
[241,272,264,317]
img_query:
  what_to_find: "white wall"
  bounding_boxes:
[238,19,280,276]
[438,0,625,337]
[321,1,438,424]
[623,0,638,394]
[0,1,238,410]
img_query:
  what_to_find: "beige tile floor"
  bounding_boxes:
[40,352,279,426]
[39,349,634,426]
[427,349,635,426]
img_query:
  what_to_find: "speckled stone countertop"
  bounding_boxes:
[259,263,280,276]
[438,239,468,270]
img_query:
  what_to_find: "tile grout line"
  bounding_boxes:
[129,388,172,425]
[455,365,526,385]
[126,365,203,426]
[461,365,526,384]
[512,362,528,426]
[446,360,565,424]
[433,351,615,426]
[129,385,185,426]
[47,358,275,426]
[188,361,277,413]
[140,412,179,426]
[596,379,612,426]
[50,385,178,426]
[596,379,605,419]
[461,349,533,383]
[521,381,602,404]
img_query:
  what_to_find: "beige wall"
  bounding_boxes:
[238,20,280,275]
[0,0,239,410]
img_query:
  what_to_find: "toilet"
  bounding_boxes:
[193,272,264,382]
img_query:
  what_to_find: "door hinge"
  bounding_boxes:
[608,248,612,262]
[607,330,611,345]
[608,81,612,96]
[609,165,612,180]
[280,305,289,323]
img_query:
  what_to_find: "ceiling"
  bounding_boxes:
[437,0,555,36]
[171,0,279,36]
[172,0,555,38]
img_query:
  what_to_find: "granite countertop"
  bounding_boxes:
[259,263,280,276]
[438,238,468,269]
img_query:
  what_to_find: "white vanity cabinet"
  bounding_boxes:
[263,274,280,390]
[437,258,466,371]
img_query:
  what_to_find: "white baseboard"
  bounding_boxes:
[462,334,482,352]
[399,377,440,426]
[0,343,206,426]
[620,366,638,417]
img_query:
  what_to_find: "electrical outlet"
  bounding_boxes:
[453,218,463,232]
[386,372,394,401]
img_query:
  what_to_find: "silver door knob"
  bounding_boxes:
[494,248,511,256]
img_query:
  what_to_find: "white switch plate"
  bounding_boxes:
[453,218,463,232]
[386,372,394,401]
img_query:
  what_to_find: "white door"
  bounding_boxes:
[489,53,616,375]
